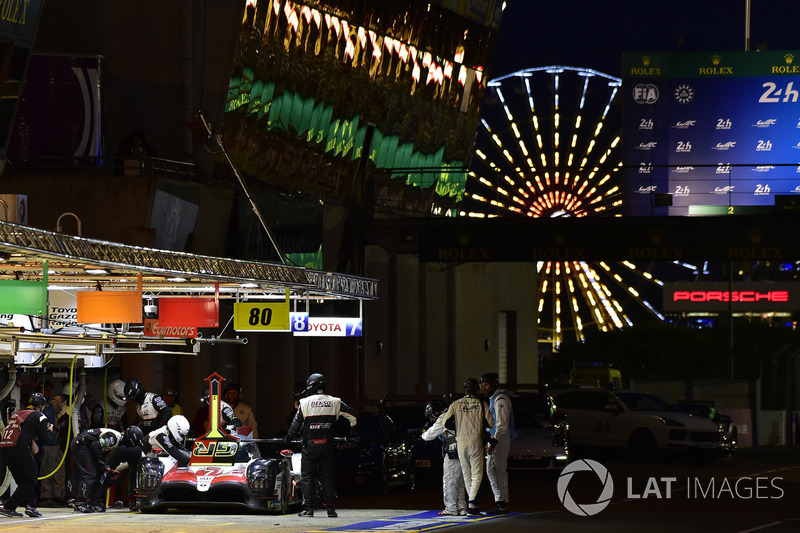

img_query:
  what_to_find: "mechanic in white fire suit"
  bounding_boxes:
[125,379,172,434]
[146,415,191,467]
[480,372,516,515]
[90,380,128,430]
[286,373,357,518]
[424,378,493,516]
[421,401,467,516]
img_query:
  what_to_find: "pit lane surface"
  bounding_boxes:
[1,447,798,533]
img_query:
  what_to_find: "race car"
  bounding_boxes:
[135,374,303,513]
[136,440,302,513]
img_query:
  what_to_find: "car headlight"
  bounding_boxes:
[656,416,685,427]
[246,458,278,493]
[138,457,164,491]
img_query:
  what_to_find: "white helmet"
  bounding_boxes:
[167,415,190,444]
[62,382,78,396]
[107,380,127,407]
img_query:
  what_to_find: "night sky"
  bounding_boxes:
[489,0,800,79]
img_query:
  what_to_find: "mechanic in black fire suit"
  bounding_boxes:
[286,373,357,518]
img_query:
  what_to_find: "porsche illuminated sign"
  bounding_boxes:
[664,283,800,311]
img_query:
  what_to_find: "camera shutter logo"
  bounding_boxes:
[557,459,614,516]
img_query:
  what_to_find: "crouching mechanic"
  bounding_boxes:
[286,373,357,518]
[147,415,191,467]
[70,426,139,512]
[421,401,466,516]
[99,425,147,508]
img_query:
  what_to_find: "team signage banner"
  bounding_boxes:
[290,312,362,337]
[663,282,800,312]
[143,319,198,339]
[622,50,800,216]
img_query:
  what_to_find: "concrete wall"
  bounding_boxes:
[363,246,538,397]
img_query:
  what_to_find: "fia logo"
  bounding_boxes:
[716,118,732,130]
[674,185,691,196]
[756,140,773,152]
[633,84,659,104]
[713,186,735,194]
[672,120,695,129]
[636,142,657,150]
[637,185,657,193]
[674,84,694,104]
[639,118,654,130]
[755,184,771,195]
[716,163,732,174]
[672,166,694,174]
[675,141,692,153]
[638,163,653,174]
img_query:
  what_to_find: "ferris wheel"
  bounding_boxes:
[462,66,679,347]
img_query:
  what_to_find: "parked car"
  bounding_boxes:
[136,438,303,513]
[668,401,737,455]
[507,392,570,473]
[378,397,448,487]
[552,388,722,464]
[333,411,415,493]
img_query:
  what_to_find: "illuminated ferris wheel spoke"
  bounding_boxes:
[466,66,674,345]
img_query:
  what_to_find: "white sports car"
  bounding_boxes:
[507,392,569,472]
[552,388,722,464]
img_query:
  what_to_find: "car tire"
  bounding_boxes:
[627,429,658,462]
[279,462,290,514]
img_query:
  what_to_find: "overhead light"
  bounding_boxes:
[85,268,108,275]
[167,277,187,282]
[239,282,258,288]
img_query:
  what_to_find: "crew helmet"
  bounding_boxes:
[124,379,145,401]
[480,372,500,389]
[424,401,443,419]
[62,381,78,397]
[125,425,146,448]
[200,388,212,405]
[305,373,326,396]
[463,378,480,395]
[167,415,190,444]
[29,392,48,408]
[107,379,127,407]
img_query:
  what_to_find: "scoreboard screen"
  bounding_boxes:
[622,50,800,216]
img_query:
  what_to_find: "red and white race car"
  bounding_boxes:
[135,374,303,513]
[136,440,303,513]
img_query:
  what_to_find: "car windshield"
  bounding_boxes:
[510,394,553,428]
[613,392,670,411]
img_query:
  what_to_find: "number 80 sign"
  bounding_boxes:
[233,301,291,331]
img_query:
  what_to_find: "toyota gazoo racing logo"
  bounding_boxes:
[557,459,614,516]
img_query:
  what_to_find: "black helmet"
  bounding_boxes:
[463,378,479,395]
[480,372,500,389]
[125,379,147,403]
[306,373,326,396]
[29,392,47,408]
[125,425,146,448]
[424,401,443,418]
[200,388,210,405]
